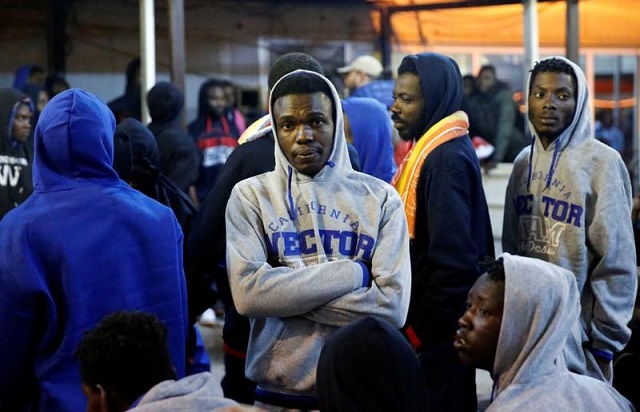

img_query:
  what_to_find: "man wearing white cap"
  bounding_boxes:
[338,55,395,109]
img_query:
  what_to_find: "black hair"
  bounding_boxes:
[270,71,335,119]
[478,64,496,76]
[268,52,325,90]
[482,256,505,284]
[397,58,418,76]
[529,58,578,96]
[74,311,176,404]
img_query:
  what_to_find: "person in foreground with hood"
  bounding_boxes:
[186,52,361,405]
[390,52,494,411]
[225,70,411,410]
[502,56,636,382]
[0,87,34,220]
[146,81,200,195]
[454,254,634,411]
[316,316,428,412]
[76,311,240,412]
[0,89,188,411]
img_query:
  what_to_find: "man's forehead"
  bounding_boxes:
[274,92,333,113]
[532,71,575,88]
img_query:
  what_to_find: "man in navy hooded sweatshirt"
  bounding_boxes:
[0,89,188,411]
[390,52,494,411]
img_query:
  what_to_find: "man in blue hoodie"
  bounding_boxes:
[502,56,637,383]
[0,89,188,411]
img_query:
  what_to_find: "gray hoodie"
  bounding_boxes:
[225,70,411,397]
[502,56,636,379]
[129,372,238,412]
[488,253,634,411]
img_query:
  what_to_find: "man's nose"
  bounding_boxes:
[295,126,313,142]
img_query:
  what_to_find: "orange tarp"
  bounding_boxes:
[371,0,640,48]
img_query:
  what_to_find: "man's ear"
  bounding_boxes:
[82,383,110,412]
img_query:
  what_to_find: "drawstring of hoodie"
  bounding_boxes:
[545,139,561,191]
[287,165,296,220]
[526,135,561,192]
[286,160,335,220]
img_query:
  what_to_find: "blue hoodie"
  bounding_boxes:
[0,89,188,411]
[341,97,396,182]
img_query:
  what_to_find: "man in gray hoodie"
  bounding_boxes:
[454,254,633,411]
[76,311,238,412]
[226,70,411,410]
[502,56,636,382]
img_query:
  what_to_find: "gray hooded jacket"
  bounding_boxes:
[488,253,633,411]
[129,372,238,412]
[502,56,636,379]
[225,70,411,396]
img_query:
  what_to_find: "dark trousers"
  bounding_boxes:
[221,352,256,405]
[419,339,478,412]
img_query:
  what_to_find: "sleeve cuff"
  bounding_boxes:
[355,261,370,288]
[589,347,614,361]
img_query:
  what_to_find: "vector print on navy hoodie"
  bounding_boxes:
[502,56,636,378]
[225,70,411,399]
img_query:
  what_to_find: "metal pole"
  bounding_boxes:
[523,0,540,79]
[379,8,392,80]
[140,0,156,125]
[168,0,186,96]
[566,0,579,64]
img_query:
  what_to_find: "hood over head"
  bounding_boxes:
[130,372,238,412]
[269,69,351,180]
[196,78,225,119]
[317,317,428,412]
[399,52,464,135]
[33,88,118,190]
[147,81,184,125]
[493,253,580,396]
[525,56,590,190]
[0,87,32,149]
[341,97,395,181]
[113,117,159,183]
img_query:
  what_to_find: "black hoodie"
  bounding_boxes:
[0,87,33,220]
[147,82,199,193]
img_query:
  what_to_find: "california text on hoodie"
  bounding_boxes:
[342,97,397,182]
[0,87,33,220]
[128,372,239,412]
[225,70,411,406]
[487,253,633,411]
[147,81,200,193]
[502,56,637,380]
[0,89,188,411]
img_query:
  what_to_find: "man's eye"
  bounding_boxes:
[479,308,490,316]
[533,91,544,99]
[558,93,569,100]
[312,119,325,127]
[281,122,293,131]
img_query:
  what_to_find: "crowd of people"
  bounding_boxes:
[0,50,638,412]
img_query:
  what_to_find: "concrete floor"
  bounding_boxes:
[197,319,493,411]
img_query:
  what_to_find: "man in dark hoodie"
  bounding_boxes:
[108,58,142,124]
[146,81,199,195]
[188,78,241,204]
[0,87,34,220]
[390,52,494,411]
[466,65,527,169]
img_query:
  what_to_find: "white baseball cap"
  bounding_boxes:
[337,55,383,78]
